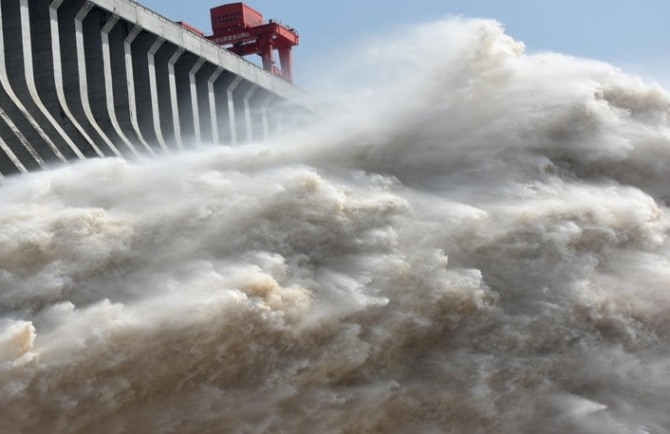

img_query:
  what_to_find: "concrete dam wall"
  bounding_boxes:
[0,0,316,177]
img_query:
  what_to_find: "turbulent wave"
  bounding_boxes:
[2,18,670,434]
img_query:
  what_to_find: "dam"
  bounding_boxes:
[0,0,317,177]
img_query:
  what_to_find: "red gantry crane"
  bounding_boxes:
[206,3,299,82]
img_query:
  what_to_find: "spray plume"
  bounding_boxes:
[1,18,670,434]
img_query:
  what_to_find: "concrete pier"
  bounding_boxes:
[0,0,316,177]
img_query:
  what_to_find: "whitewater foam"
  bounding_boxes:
[1,18,670,434]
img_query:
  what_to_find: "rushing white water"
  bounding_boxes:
[2,18,670,434]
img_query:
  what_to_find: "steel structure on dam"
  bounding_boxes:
[0,0,316,177]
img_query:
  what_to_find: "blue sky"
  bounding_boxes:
[137,0,670,90]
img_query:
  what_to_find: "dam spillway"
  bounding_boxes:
[0,0,316,177]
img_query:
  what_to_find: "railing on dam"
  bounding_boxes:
[0,0,317,177]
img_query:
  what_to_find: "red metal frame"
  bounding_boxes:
[177,21,205,37]
[207,3,299,81]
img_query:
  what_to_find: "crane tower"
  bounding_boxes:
[207,3,299,82]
